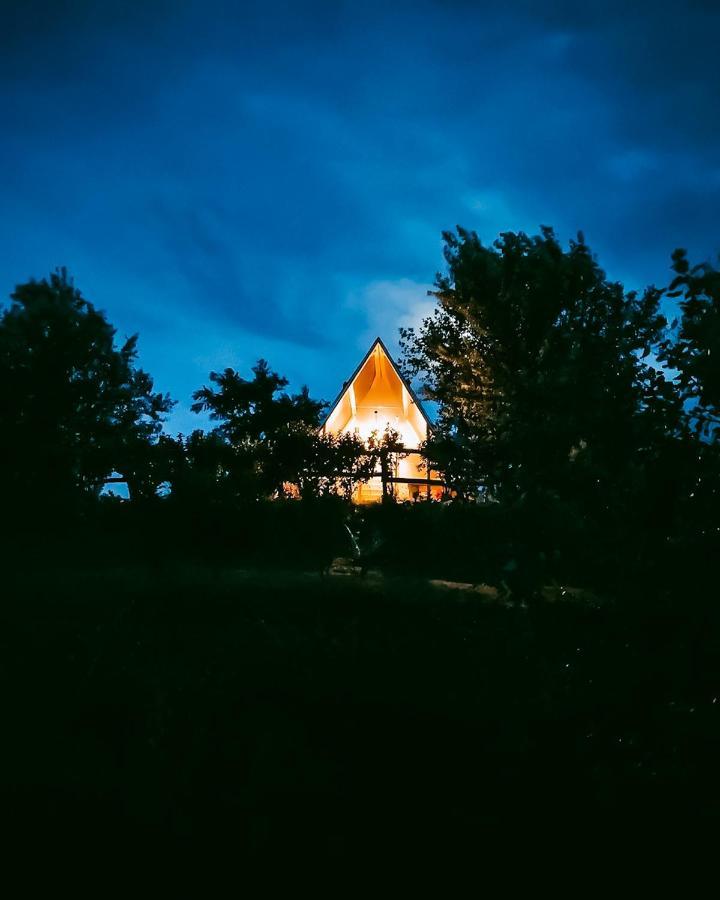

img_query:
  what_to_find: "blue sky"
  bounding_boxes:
[2,0,719,433]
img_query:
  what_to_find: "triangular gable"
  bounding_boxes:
[322,337,432,438]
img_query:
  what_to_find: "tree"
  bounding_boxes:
[192,360,325,445]
[191,360,325,500]
[157,431,239,505]
[368,426,407,501]
[655,250,720,578]
[401,227,668,512]
[328,430,379,499]
[659,249,720,438]
[191,359,376,500]
[263,424,376,499]
[0,268,173,507]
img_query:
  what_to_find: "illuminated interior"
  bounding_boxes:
[323,338,444,502]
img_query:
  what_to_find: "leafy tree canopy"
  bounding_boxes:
[401,226,669,504]
[191,360,325,444]
[191,360,376,500]
[0,268,173,505]
[659,249,720,439]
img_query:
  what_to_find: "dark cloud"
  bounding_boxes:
[1,1,719,428]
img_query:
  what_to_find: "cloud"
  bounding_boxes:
[2,0,719,424]
[346,278,436,356]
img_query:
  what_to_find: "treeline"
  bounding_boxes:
[401,228,720,594]
[1,228,719,596]
[0,269,393,508]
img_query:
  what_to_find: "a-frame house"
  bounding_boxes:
[322,337,444,502]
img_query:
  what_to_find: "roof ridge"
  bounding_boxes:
[320,336,432,431]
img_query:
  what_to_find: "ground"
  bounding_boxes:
[2,562,719,864]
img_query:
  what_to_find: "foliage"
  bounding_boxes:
[0,268,172,506]
[157,430,243,505]
[659,249,720,438]
[654,250,720,564]
[190,359,376,500]
[266,424,377,499]
[4,236,719,596]
[367,425,407,501]
[401,227,670,508]
[191,360,325,444]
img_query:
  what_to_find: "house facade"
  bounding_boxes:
[322,337,444,502]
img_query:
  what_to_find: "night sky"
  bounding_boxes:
[3,1,719,433]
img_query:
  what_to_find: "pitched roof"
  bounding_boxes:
[321,336,433,430]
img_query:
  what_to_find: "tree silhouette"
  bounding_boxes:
[192,360,325,443]
[655,250,720,573]
[401,227,669,512]
[191,359,375,500]
[368,426,407,501]
[0,268,173,507]
[264,424,376,499]
[660,249,720,438]
[157,430,238,505]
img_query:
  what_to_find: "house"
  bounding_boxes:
[321,337,445,503]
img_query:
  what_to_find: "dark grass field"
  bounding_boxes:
[2,563,720,867]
